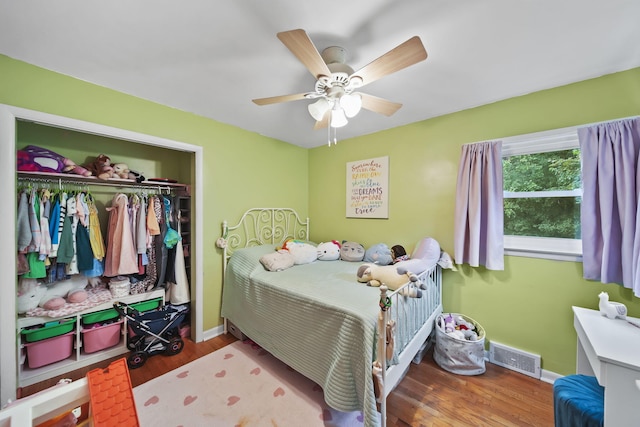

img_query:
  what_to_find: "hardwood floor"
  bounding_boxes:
[20,335,555,426]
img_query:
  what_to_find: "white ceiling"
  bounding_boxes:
[1,0,639,148]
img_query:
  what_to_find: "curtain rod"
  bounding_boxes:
[465,115,640,147]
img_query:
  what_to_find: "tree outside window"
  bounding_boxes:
[503,149,581,239]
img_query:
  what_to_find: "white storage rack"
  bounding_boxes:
[17,289,164,387]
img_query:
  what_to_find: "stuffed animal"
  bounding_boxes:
[281,239,318,264]
[17,274,95,313]
[87,154,115,180]
[62,158,92,177]
[395,237,441,276]
[440,313,479,340]
[340,241,365,262]
[437,251,458,271]
[129,169,146,183]
[364,243,393,265]
[356,263,423,298]
[598,291,627,319]
[112,163,133,180]
[391,245,410,263]
[317,240,341,261]
[443,314,456,332]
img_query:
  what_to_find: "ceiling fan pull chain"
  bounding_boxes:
[327,120,338,146]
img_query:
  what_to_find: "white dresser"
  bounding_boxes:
[573,306,640,427]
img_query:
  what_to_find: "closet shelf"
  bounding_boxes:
[17,171,188,191]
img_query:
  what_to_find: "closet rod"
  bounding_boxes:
[17,171,183,194]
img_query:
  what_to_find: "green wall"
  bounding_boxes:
[0,54,309,331]
[4,51,640,376]
[309,67,640,375]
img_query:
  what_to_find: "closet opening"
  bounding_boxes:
[1,104,203,405]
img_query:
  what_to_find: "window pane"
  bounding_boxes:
[504,197,581,238]
[503,149,581,192]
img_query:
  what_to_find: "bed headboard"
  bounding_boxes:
[218,208,309,266]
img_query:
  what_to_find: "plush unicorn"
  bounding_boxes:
[598,291,627,319]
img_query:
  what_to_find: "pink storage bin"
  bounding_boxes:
[82,320,123,354]
[24,331,75,369]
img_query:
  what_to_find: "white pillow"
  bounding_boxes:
[260,250,295,272]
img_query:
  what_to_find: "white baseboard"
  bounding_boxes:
[202,325,224,342]
[540,369,562,384]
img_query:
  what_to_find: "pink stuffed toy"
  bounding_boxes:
[62,158,92,177]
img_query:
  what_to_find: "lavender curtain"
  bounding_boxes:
[579,117,640,296]
[454,141,504,270]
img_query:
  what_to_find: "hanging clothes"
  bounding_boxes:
[26,187,42,254]
[48,193,61,257]
[153,195,169,287]
[56,202,74,265]
[75,193,94,272]
[22,189,46,279]
[17,190,32,253]
[88,196,106,261]
[166,210,190,305]
[53,191,68,259]
[163,195,179,285]
[104,193,139,277]
[65,194,79,275]
[137,195,147,254]
[39,189,52,261]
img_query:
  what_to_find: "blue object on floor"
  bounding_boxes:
[553,374,604,427]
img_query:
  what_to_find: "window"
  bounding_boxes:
[502,126,582,261]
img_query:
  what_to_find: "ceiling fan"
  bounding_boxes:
[252,29,428,137]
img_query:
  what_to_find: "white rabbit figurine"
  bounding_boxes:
[598,291,627,319]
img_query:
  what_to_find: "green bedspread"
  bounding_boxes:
[221,244,383,427]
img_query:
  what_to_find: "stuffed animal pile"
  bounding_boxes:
[441,313,480,341]
[257,237,456,302]
[86,154,140,181]
[17,274,100,313]
[17,146,145,182]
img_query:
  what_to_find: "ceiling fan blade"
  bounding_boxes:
[277,29,332,79]
[351,36,427,87]
[252,93,309,106]
[360,93,402,116]
[313,110,330,130]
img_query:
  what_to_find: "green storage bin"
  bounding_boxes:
[21,318,75,342]
[82,308,119,325]
[131,298,162,313]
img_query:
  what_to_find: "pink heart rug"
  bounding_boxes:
[133,340,365,426]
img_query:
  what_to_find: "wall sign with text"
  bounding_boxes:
[346,156,389,218]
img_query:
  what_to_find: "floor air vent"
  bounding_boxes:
[489,341,541,379]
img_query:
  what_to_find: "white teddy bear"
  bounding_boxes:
[17,274,97,313]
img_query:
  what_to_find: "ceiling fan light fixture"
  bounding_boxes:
[330,107,348,128]
[308,98,331,121]
[340,93,362,118]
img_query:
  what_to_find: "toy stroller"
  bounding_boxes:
[113,301,188,369]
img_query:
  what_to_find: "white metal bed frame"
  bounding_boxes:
[219,207,442,427]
